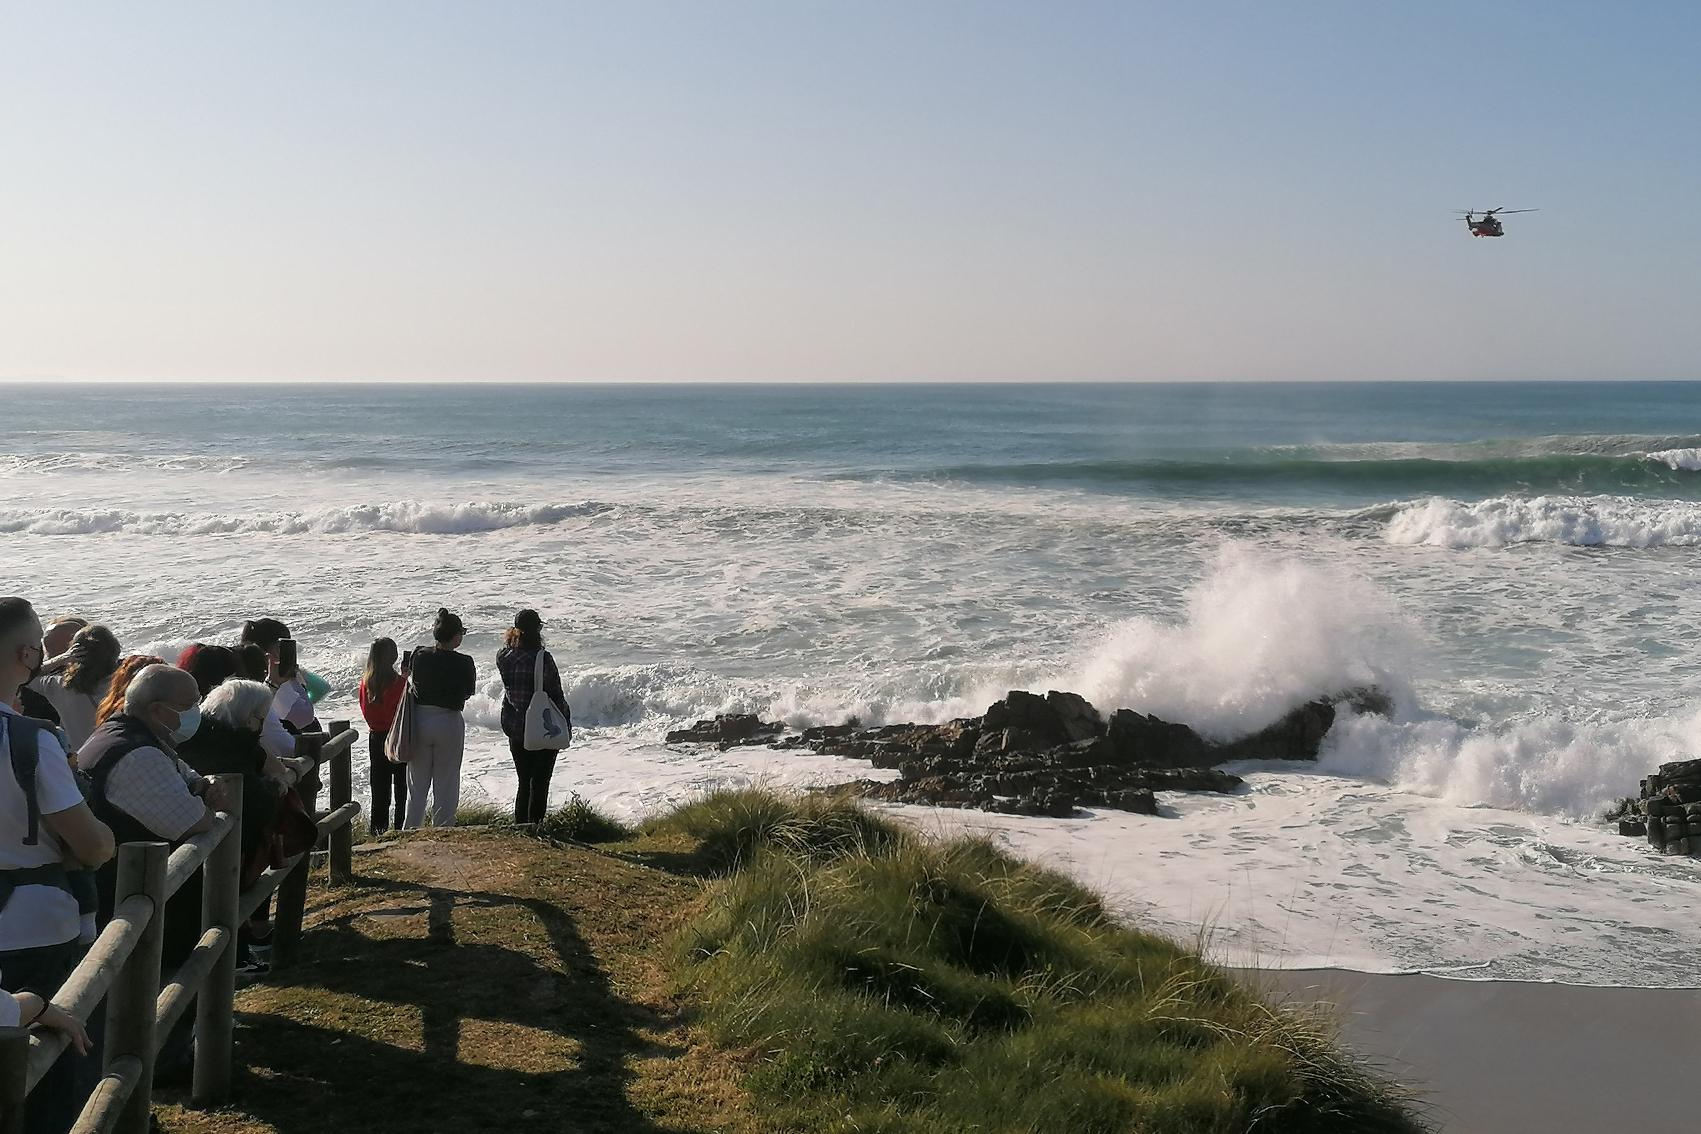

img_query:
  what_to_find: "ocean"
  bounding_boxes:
[6,380,1701,986]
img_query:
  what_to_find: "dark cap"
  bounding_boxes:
[514,609,542,632]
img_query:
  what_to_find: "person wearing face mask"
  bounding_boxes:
[78,666,227,890]
[0,598,115,1134]
[13,615,83,724]
[77,663,234,1081]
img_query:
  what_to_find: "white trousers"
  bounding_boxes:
[403,705,464,828]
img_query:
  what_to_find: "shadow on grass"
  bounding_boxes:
[209,877,703,1134]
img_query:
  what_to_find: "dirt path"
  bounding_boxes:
[158,830,760,1134]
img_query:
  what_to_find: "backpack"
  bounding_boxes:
[0,713,78,915]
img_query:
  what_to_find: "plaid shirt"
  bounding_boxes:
[495,648,568,733]
[82,741,207,842]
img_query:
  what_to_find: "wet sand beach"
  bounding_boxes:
[1257,969,1700,1131]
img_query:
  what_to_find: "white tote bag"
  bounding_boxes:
[522,650,573,751]
[385,680,421,764]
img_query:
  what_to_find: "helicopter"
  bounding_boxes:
[1456,207,1537,237]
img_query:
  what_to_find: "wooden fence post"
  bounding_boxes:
[274,730,324,973]
[192,774,244,1106]
[106,841,169,1134]
[270,857,308,973]
[328,721,353,885]
[0,1030,28,1134]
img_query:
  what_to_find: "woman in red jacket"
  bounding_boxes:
[358,638,408,834]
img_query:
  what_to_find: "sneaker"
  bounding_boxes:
[238,934,273,976]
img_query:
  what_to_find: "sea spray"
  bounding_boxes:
[1055,546,1419,739]
[1320,705,1701,819]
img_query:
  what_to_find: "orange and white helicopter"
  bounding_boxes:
[1456,207,1537,237]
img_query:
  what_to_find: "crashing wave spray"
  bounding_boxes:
[1054,546,1420,739]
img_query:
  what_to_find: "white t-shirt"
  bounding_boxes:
[0,704,84,951]
[273,678,315,731]
[260,707,296,761]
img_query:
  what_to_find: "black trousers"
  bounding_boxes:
[368,729,408,832]
[1,940,82,1134]
[507,733,558,824]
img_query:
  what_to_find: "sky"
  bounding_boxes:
[2,1,1699,383]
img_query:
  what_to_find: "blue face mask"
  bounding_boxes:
[170,704,202,744]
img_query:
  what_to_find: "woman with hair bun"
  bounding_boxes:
[35,625,124,746]
[402,609,476,828]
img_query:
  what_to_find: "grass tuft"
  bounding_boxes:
[532,793,635,844]
[657,788,1426,1133]
[451,798,510,827]
[641,786,910,873]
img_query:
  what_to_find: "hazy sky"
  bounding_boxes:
[3,1,1698,383]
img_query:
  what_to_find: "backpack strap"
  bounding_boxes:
[4,714,70,847]
[1,714,76,917]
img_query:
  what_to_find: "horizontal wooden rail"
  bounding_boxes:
[163,813,235,901]
[316,801,361,837]
[24,893,154,1090]
[153,928,231,1049]
[318,726,356,764]
[68,1054,142,1134]
[237,860,296,924]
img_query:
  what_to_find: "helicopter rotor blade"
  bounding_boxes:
[1495,209,1538,214]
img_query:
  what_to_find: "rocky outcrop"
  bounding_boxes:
[664,713,784,750]
[670,686,1386,819]
[1615,759,1701,854]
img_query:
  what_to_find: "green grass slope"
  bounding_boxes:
[650,789,1426,1134]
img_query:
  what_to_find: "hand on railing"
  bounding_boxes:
[205,779,241,814]
[13,993,91,1056]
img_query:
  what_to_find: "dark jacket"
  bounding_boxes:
[178,717,278,861]
[80,714,204,960]
[410,646,477,711]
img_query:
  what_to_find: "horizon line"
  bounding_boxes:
[0,376,1696,387]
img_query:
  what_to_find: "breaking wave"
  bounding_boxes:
[0,452,256,476]
[0,501,613,536]
[869,436,1701,500]
[1323,706,1700,819]
[1381,496,1701,548]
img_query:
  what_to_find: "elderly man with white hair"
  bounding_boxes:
[78,663,237,1079]
[78,665,230,856]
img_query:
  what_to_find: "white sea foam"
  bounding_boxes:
[1049,546,1418,738]
[1645,447,1701,471]
[0,452,256,476]
[1320,708,1699,819]
[1383,495,1701,548]
[0,501,613,536]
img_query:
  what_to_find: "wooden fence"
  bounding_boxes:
[0,720,362,1134]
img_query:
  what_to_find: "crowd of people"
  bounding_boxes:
[0,597,573,1134]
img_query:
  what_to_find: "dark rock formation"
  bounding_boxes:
[664,713,784,750]
[665,687,1387,819]
[1614,760,1701,856]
